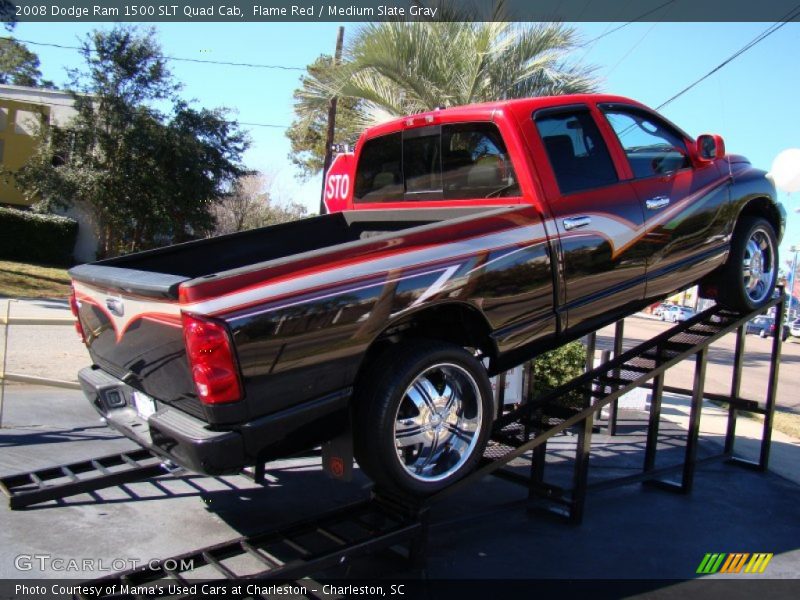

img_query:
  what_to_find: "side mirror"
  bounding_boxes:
[696,134,725,162]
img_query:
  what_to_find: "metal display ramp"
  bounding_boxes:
[1,293,786,598]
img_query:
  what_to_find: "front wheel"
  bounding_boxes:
[760,329,767,339]
[716,216,778,313]
[354,340,493,496]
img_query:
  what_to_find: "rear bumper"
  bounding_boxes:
[78,367,245,475]
[78,366,352,475]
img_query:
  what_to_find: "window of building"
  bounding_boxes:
[534,109,618,194]
[0,107,8,133]
[14,109,42,136]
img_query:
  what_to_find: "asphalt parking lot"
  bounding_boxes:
[1,386,799,597]
[596,316,800,413]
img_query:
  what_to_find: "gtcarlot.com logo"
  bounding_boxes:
[696,553,773,574]
[15,554,194,572]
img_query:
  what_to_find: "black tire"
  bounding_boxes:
[716,216,779,313]
[759,329,767,339]
[353,340,493,496]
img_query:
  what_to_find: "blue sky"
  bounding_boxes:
[11,20,800,264]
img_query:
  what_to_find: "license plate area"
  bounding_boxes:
[131,391,157,420]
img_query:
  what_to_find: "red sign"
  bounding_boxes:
[323,153,354,214]
[329,456,345,478]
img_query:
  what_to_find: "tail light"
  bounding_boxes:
[68,286,87,343]
[182,313,242,405]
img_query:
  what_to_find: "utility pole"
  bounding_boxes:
[319,26,345,215]
[790,244,800,320]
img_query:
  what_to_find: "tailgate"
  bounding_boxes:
[70,272,203,421]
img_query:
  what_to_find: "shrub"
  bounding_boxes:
[0,207,78,265]
[531,340,588,409]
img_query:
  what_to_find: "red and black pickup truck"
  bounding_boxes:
[70,94,785,496]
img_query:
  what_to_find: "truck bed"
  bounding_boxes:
[70,207,505,299]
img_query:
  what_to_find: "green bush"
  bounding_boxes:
[531,340,588,409]
[0,207,78,265]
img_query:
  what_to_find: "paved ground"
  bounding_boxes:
[1,386,799,594]
[0,299,87,385]
[596,316,800,413]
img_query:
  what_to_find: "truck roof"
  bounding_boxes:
[361,93,647,140]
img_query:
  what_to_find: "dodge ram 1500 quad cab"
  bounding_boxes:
[70,94,785,496]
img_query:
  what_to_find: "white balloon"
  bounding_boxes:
[770,148,800,193]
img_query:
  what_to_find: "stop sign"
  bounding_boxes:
[323,153,355,213]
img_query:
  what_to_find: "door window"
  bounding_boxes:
[601,107,690,178]
[534,110,618,195]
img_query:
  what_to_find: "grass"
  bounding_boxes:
[763,411,800,440]
[0,260,71,300]
[710,399,800,440]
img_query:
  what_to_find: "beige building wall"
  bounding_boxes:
[0,84,77,207]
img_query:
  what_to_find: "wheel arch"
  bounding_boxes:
[352,301,496,394]
[735,196,784,243]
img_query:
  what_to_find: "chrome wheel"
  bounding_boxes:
[393,363,483,483]
[742,227,775,305]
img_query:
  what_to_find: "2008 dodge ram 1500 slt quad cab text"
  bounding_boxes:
[70,94,785,496]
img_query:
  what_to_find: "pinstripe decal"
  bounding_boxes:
[184,223,549,316]
[73,281,182,342]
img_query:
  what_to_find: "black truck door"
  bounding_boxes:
[531,105,648,333]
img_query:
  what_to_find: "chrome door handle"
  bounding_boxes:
[562,216,592,231]
[646,196,670,210]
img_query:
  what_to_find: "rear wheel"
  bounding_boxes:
[354,340,493,496]
[717,216,778,313]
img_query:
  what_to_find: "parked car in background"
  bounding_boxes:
[653,303,673,318]
[662,305,695,323]
[788,318,800,338]
[746,315,789,340]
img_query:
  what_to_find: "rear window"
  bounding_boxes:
[354,132,404,202]
[354,122,519,202]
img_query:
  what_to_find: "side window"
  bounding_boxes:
[534,110,618,195]
[442,123,519,199]
[354,122,519,202]
[601,107,690,178]
[354,132,403,202]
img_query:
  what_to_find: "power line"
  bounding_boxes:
[239,121,288,129]
[657,6,800,110]
[578,0,676,48]
[0,36,305,71]
[0,35,297,130]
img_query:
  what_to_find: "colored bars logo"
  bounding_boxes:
[696,553,773,574]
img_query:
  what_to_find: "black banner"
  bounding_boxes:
[2,579,800,600]
[3,0,800,23]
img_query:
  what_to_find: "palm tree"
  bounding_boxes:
[337,2,598,123]
[286,1,598,177]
